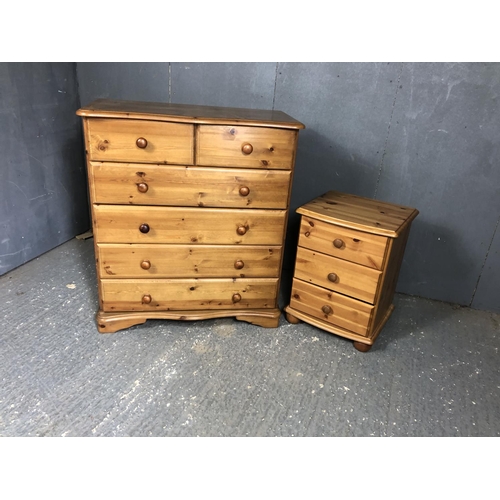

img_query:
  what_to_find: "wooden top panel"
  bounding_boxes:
[297,191,419,237]
[77,99,305,130]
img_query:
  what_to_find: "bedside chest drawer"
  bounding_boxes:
[196,125,296,169]
[101,278,279,312]
[97,244,282,279]
[89,162,291,209]
[294,246,382,304]
[289,279,373,336]
[93,205,286,245]
[298,216,388,270]
[87,118,194,164]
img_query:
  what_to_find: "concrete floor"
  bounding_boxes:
[1,238,499,437]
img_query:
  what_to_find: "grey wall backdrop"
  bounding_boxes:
[6,62,498,314]
[0,63,89,275]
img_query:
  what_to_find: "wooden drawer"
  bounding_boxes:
[89,162,291,209]
[87,118,194,164]
[196,125,296,169]
[101,278,278,312]
[298,216,388,270]
[289,278,374,336]
[97,244,282,279]
[93,205,286,245]
[294,246,382,304]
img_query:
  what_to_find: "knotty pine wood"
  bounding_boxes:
[89,162,291,209]
[100,278,278,312]
[93,205,286,245]
[196,125,297,169]
[87,118,194,164]
[298,216,388,270]
[294,246,382,303]
[77,98,305,130]
[289,278,374,336]
[78,100,304,332]
[297,190,419,237]
[97,244,281,279]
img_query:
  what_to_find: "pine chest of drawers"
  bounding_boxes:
[284,191,418,352]
[77,99,304,333]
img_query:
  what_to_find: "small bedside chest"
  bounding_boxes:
[284,191,418,352]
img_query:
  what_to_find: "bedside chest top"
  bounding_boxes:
[296,191,419,238]
[76,99,305,130]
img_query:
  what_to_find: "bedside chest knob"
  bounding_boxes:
[140,260,151,270]
[232,293,242,303]
[333,238,344,249]
[239,186,250,197]
[321,305,333,315]
[237,225,247,235]
[241,143,253,155]
[327,273,338,283]
[234,260,245,270]
[142,294,152,304]
[136,137,148,149]
[137,182,149,193]
[139,223,150,234]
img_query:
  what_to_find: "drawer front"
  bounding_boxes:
[196,125,296,169]
[93,205,286,245]
[87,118,194,164]
[97,244,282,279]
[100,278,278,312]
[289,278,373,336]
[89,162,291,209]
[298,216,388,270]
[294,247,381,304]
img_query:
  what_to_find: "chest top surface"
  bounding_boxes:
[297,191,419,238]
[77,99,305,130]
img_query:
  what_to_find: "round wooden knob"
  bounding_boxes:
[142,294,152,304]
[239,186,250,197]
[321,305,333,315]
[234,260,245,270]
[136,137,148,148]
[137,182,149,193]
[140,260,151,270]
[333,238,344,249]
[237,226,247,235]
[232,293,242,303]
[241,143,253,155]
[139,223,150,234]
[327,273,338,283]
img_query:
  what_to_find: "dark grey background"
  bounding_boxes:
[2,62,499,313]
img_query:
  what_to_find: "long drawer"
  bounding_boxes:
[89,162,291,209]
[87,118,194,164]
[298,216,388,270]
[100,278,278,312]
[196,125,296,169]
[294,246,382,303]
[289,278,374,336]
[93,205,286,245]
[97,244,282,278]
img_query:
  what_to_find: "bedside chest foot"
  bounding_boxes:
[285,311,302,324]
[353,341,372,353]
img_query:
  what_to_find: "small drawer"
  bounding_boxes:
[87,118,194,164]
[89,162,291,209]
[289,278,374,336]
[93,205,286,245]
[294,247,381,304]
[196,125,296,169]
[298,216,388,270]
[100,278,278,312]
[97,244,282,279]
